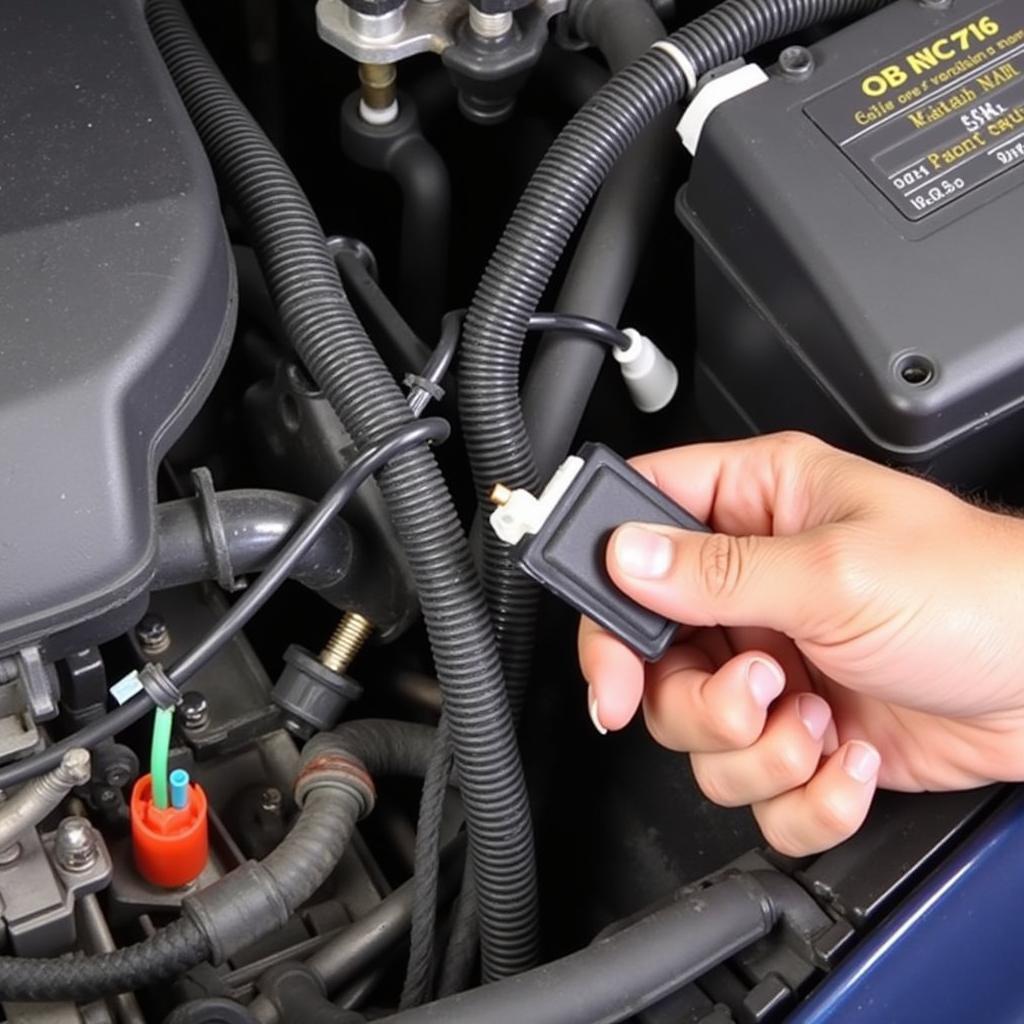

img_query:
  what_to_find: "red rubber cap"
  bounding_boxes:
[131,773,208,888]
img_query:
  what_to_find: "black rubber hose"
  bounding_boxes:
[382,874,781,1024]
[459,0,890,709]
[153,490,357,597]
[0,720,439,1002]
[389,128,451,340]
[273,873,784,1024]
[340,95,452,340]
[0,918,209,1002]
[146,0,538,981]
[523,0,679,482]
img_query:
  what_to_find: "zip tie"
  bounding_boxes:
[651,40,698,96]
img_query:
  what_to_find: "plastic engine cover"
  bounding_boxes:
[0,0,236,653]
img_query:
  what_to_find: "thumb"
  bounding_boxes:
[607,522,828,637]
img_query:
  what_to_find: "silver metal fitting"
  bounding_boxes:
[469,7,512,37]
[0,748,91,852]
[54,816,99,873]
[316,0,565,65]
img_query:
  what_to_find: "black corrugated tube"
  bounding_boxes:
[459,0,891,711]
[145,0,538,982]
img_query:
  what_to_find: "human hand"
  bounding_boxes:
[579,432,1024,855]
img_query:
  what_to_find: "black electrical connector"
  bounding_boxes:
[489,443,708,660]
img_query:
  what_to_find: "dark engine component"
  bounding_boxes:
[680,0,1024,481]
[0,0,235,654]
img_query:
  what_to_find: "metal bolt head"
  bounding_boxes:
[259,787,283,814]
[779,46,815,80]
[919,0,952,8]
[55,816,99,872]
[136,613,171,656]
[0,844,21,866]
[57,748,92,787]
[180,691,209,730]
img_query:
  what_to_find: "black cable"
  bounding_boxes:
[527,313,631,352]
[399,720,454,1007]
[0,418,450,792]
[407,310,464,416]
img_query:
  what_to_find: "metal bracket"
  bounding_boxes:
[316,0,565,64]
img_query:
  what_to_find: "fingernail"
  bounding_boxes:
[746,659,785,708]
[588,689,608,736]
[842,741,881,783]
[613,526,673,580]
[797,693,832,741]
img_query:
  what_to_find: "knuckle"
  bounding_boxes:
[763,742,815,789]
[712,706,761,750]
[753,812,808,858]
[691,758,743,808]
[772,430,822,453]
[642,698,684,752]
[813,792,860,841]
[812,534,873,607]
[698,533,749,601]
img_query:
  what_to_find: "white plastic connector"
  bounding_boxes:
[489,456,585,546]
[614,328,679,413]
[676,62,768,155]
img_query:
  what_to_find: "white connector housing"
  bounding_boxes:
[489,456,585,546]
[676,63,768,155]
[615,328,679,413]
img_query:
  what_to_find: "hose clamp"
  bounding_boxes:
[651,40,698,96]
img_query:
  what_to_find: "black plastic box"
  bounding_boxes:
[678,0,1024,483]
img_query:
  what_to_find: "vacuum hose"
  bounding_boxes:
[146,0,538,982]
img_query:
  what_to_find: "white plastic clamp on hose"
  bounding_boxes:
[614,328,679,413]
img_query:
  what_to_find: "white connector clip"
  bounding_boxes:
[489,456,585,546]
[676,63,768,155]
[615,329,679,413]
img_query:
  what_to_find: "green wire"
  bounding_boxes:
[150,707,174,810]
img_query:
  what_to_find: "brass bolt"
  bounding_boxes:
[490,483,513,507]
[320,612,374,674]
[359,63,397,112]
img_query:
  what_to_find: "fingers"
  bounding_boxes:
[578,618,644,732]
[607,521,830,636]
[751,741,880,856]
[642,646,785,753]
[627,431,833,537]
[690,693,834,806]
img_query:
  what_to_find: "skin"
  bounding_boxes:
[579,432,1024,856]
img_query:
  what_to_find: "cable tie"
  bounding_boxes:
[404,373,446,404]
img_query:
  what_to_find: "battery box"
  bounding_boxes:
[678,0,1024,483]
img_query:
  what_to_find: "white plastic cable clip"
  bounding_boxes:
[676,62,768,155]
[110,670,144,706]
[615,329,679,413]
[650,40,698,96]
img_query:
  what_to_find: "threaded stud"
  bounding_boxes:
[320,612,373,674]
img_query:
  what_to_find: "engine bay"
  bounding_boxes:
[0,0,1019,1020]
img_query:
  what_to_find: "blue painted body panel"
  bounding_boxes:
[790,790,1024,1023]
